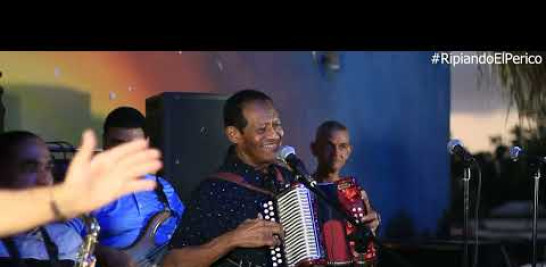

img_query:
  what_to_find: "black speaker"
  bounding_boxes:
[146,92,231,202]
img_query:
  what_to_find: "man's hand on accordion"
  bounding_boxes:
[360,211,380,234]
[228,214,284,249]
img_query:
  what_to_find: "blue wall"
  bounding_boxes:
[213,51,451,237]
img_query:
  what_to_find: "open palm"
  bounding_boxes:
[56,130,161,218]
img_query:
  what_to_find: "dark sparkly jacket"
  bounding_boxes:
[170,147,296,267]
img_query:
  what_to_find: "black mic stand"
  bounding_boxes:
[532,164,542,267]
[462,165,471,267]
[515,156,544,267]
[510,148,545,267]
[295,176,414,267]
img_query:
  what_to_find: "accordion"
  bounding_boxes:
[261,178,376,267]
[317,177,377,266]
[262,183,325,267]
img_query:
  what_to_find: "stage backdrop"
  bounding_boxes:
[0,51,450,238]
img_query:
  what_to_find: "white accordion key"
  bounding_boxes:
[275,184,323,266]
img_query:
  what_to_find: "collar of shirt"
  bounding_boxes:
[219,146,287,193]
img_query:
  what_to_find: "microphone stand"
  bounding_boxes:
[532,166,542,267]
[296,176,414,267]
[510,148,545,267]
[462,165,471,267]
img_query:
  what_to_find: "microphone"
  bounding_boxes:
[277,146,317,187]
[448,139,475,164]
[509,146,524,161]
[509,146,546,164]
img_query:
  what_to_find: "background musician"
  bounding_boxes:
[88,107,184,267]
[311,120,380,265]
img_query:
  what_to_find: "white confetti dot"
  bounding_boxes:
[109,92,117,100]
[54,67,61,78]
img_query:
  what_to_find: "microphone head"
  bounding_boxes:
[277,145,296,161]
[447,139,464,155]
[509,146,523,161]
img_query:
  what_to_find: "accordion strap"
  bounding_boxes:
[212,166,286,197]
[212,172,276,197]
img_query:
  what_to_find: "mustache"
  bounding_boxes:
[261,140,281,147]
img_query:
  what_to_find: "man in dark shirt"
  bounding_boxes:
[163,89,292,267]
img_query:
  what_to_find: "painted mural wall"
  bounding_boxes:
[0,51,450,237]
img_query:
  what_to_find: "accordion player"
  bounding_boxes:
[261,177,377,267]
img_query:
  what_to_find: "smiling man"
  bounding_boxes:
[163,89,295,267]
